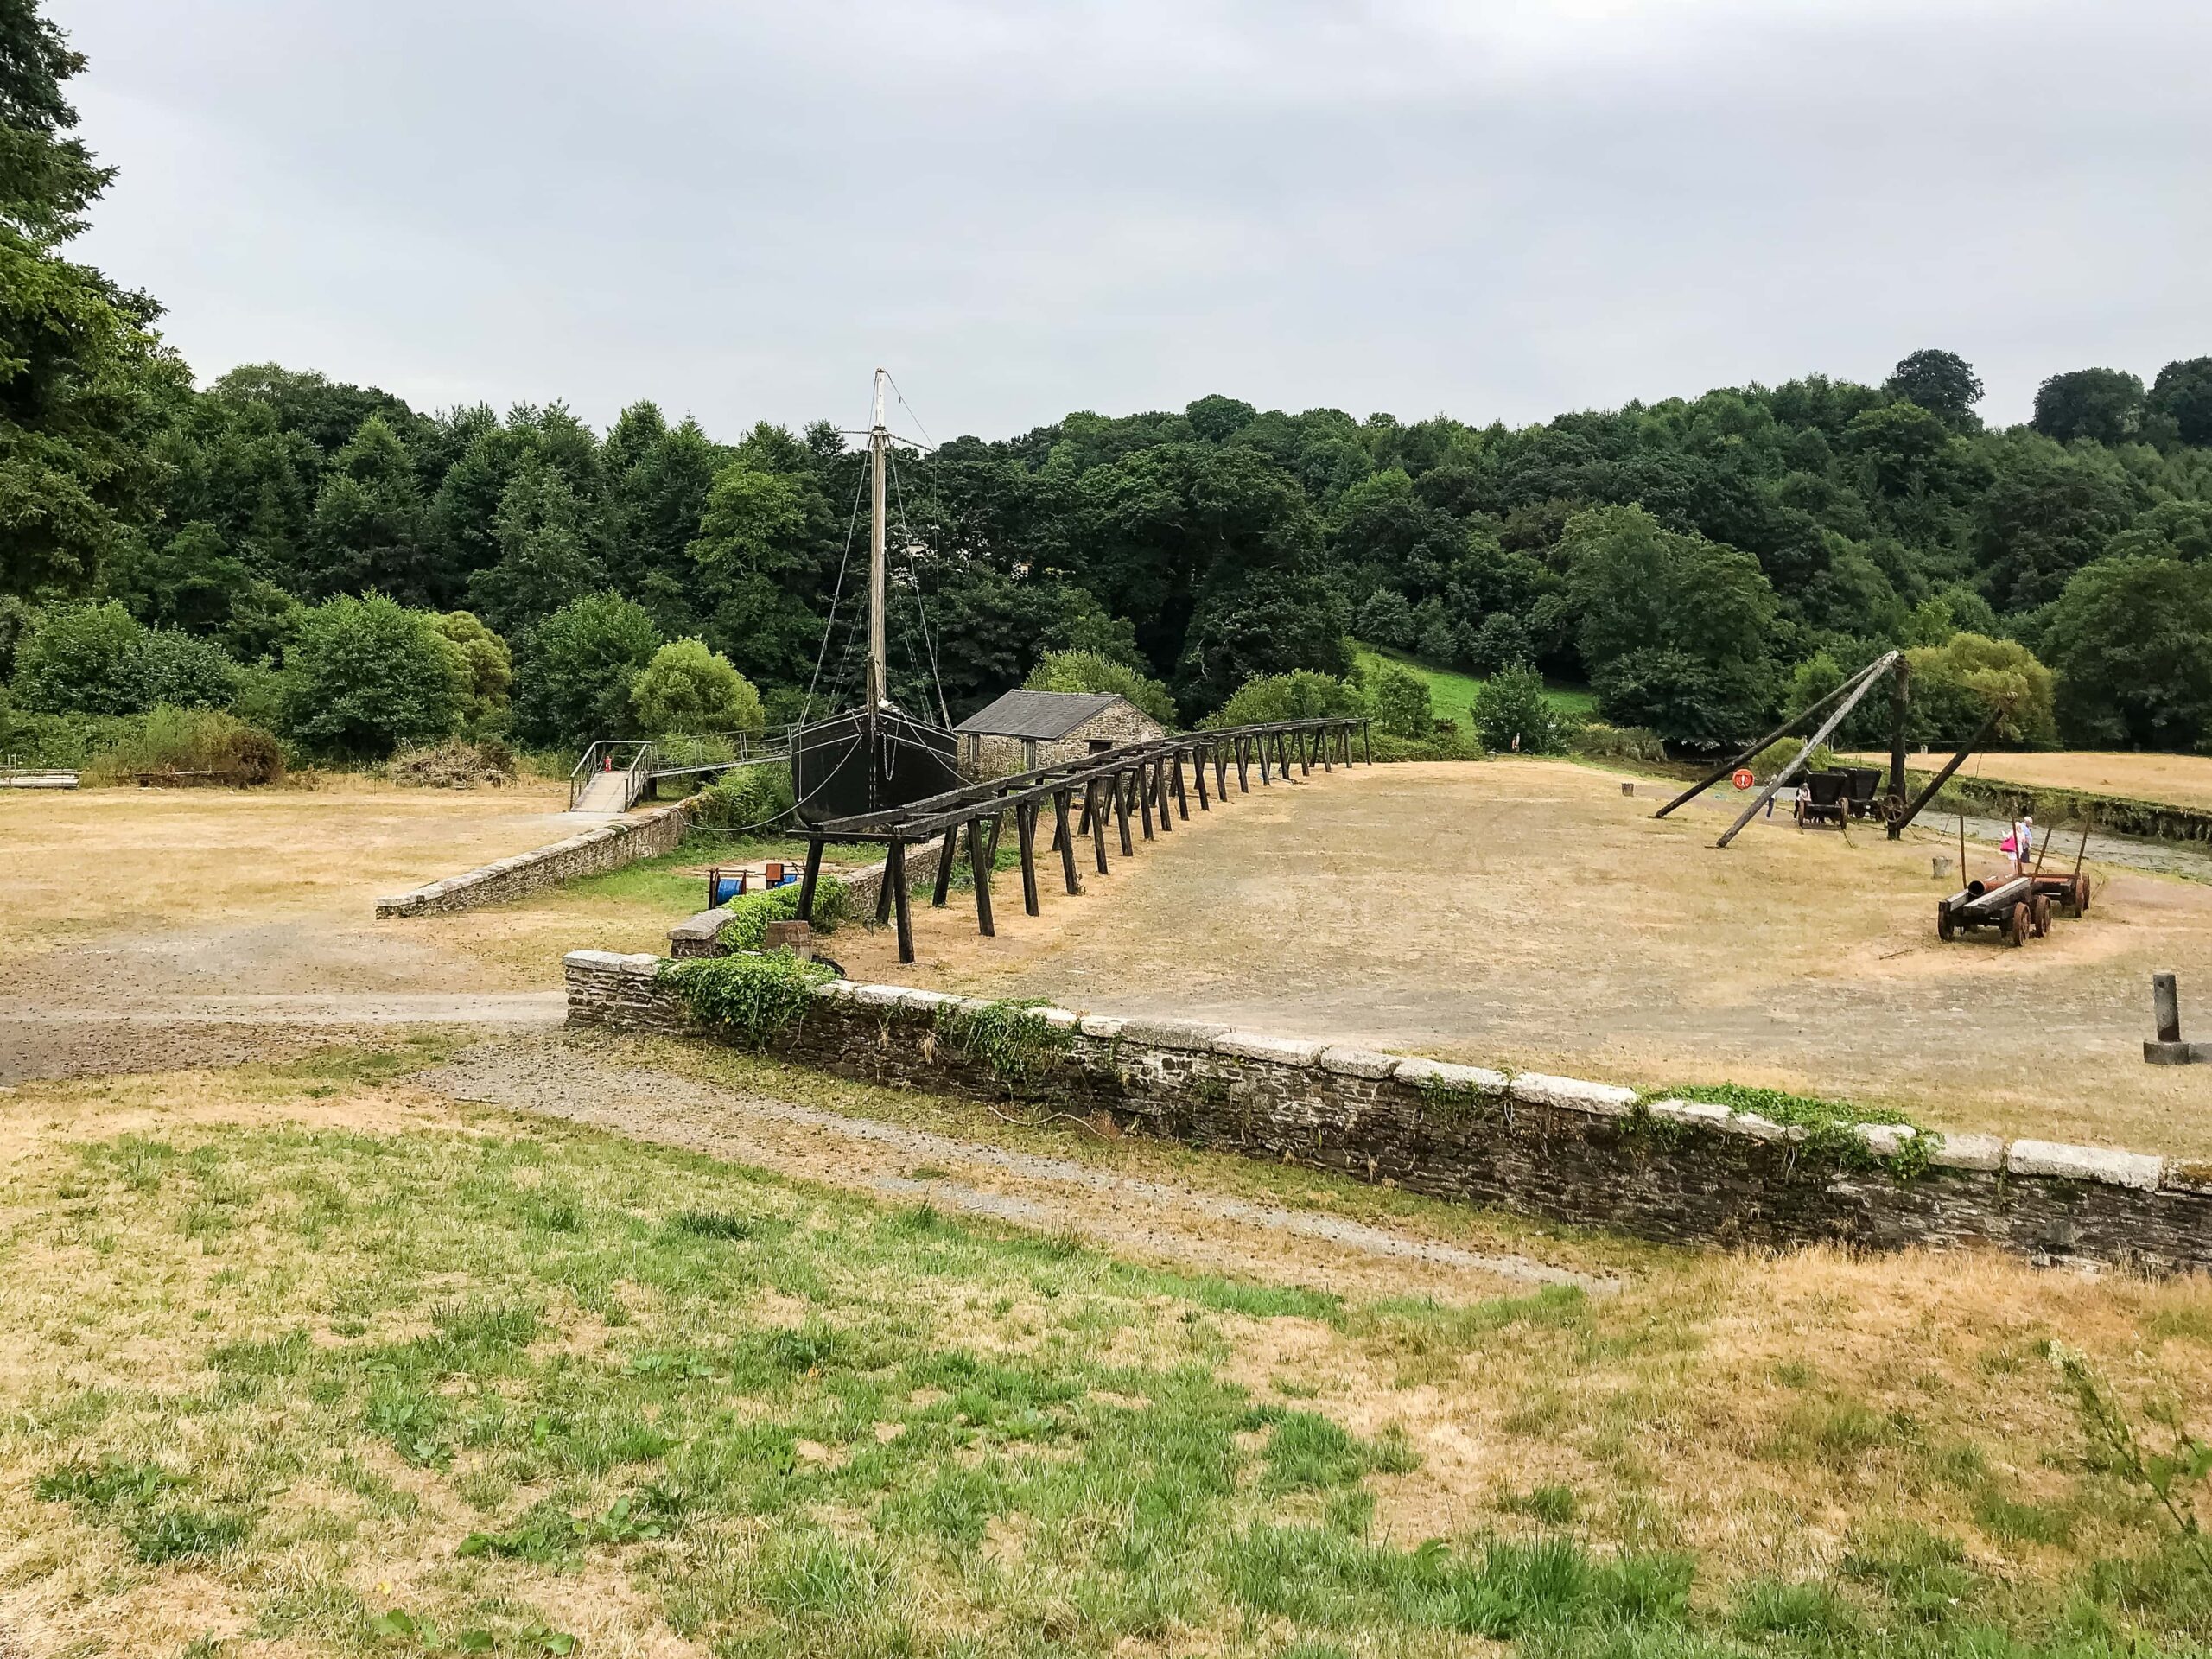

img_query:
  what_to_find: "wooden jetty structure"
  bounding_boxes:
[794,716,1370,963]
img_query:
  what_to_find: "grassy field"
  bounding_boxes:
[831,759,2212,1157]
[1840,752,2212,816]
[1352,642,1599,728]
[10,1045,2212,1656]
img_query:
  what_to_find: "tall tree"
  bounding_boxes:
[2149,357,2212,448]
[1882,349,1983,430]
[304,414,434,601]
[0,0,185,598]
[2031,368,2146,447]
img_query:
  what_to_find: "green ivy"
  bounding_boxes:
[935,998,1075,1094]
[660,950,832,1049]
[713,874,849,954]
[1643,1082,1941,1180]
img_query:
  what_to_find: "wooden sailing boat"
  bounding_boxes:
[790,369,965,824]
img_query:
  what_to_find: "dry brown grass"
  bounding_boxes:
[4,1054,2212,1655]
[0,774,574,959]
[1841,750,2212,813]
[830,759,2212,1157]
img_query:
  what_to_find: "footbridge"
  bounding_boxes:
[568,731,796,813]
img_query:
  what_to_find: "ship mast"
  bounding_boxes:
[867,367,889,711]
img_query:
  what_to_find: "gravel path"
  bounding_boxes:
[420,1035,1614,1302]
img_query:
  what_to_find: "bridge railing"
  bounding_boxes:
[569,740,658,810]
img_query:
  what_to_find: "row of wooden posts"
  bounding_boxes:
[796,718,1370,963]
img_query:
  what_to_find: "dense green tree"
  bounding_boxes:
[513,590,661,748]
[2042,557,2212,750]
[0,2,185,599]
[1904,632,2056,746]
[1563,505,1777,676]
[1466,611,1533,676]
[8,597,139,710]
[1470,663,1570,753]
[1352,586,1416,650]
[1199,669,1360,728]
[1023,648,1178,726]
[465,460,602,636]
[1973,450,2139,611]
[689,454,838,692]
[304,414,434,601]
[630,638,761,735]
[106,519,252,634]
[1883,350,1983,430]
[2150,358,2212,448]
[278,593,465,757]
[2032,368,2146,447]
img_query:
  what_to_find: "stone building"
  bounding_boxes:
[952,689,1165,778]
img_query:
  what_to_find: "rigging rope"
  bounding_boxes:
[886,443,951,727]
[802,451,872,726]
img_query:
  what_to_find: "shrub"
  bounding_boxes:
[81,707,285,787]
[661,950,832,1048]
[1570,721,1667,763]
[1470,664,1573,754]
[1365,728,1485,763]
[387,739,518,789]
[1201,670,1360,730]
[280,593,467,759]
[431,611,514,732]
[1367,662,1432,739]
[10,602,145,714]
[715,875,849,953]
[1023,649,1178,727]
[1466,612,1535,677]
[0,709,140,769]
[631,638,763,736]
[1904,631,2056,747]
[130,630,240,709]
[696,762,797,833]
[515,591,662,749]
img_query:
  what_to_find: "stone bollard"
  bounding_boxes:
[2146,971,2210,1065]
[1932,856,1951,881]
[764,919,817,959]
[1620,781,1635,797]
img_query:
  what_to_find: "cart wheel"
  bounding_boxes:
[1936,899,1955,942]
[2031,893,2052,938]
[1883,794,1907,826]
[2006,903,2030,947]
[2074,874,2091,916]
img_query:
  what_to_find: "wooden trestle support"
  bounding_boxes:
[797,718,1370,963]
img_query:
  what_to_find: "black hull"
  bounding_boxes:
[792,708,964,828]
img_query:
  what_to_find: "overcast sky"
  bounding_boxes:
[52,0,2211,443]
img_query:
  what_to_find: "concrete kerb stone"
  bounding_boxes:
[1213,1030,1329,1067]
[2008,1139,2164,1192]
[1512,1072,1639,1116]
[1929,1132,2005,1173]
[1117,1018,1230,1052]
[1319,1046,1402,1081]
[1393,1056,1503,1094]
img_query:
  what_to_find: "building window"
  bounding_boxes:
[1087,738,1113,753]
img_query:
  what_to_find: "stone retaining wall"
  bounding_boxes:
[376,796,706,918]
[563,950,2212,1274]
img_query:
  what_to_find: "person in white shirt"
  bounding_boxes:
[2011,813,2035,874]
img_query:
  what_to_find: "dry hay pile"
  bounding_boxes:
[387,738,518,789]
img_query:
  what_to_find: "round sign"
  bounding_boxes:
[1731,767,1756,790]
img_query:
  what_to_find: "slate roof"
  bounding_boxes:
[952,690,1128,741]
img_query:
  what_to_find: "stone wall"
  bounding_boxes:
[563,950,2212,1274]
[377,796,707,919]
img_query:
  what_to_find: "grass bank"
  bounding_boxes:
[10,1046,2212,1656]
[1353,641,1598,729]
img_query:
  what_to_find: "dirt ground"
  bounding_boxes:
[830,759,2212,1158]
[0,779,664,1084]
[1841,749,2212,813]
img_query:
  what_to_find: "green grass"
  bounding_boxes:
[15,1056,2212,1656]
[1352,640,1598,728]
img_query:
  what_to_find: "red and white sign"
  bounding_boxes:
[1731,768,1756,790]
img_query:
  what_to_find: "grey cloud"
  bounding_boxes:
[54,0,2212,438]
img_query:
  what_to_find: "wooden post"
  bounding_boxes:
[1173,751,1190,817]
[1016,801,1041,917]
[973,815,996,937]
[875,846,897,925]
[1089,779,1110,872]
[1256,734,1270,785]
[1363,721,1371,764]
[1053,788,1081,893]
[1116,770,1135,855]
[887,841,913,964]
[1236,737,1249,791]
[1888,658,1910,816]
[1319,728,1332,772]
[931,821,959,906]
[2155,973,2182,1045]
[1154,757,1174,831]
[798,836,825,922]
[1216,741,1230,798]
[1138,763,1155,839]
[1192,745,1210,809]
